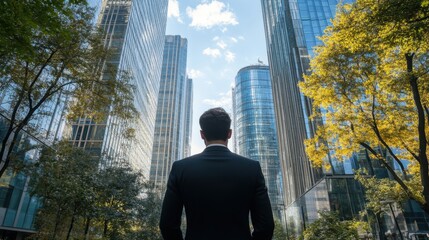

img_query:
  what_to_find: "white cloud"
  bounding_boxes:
[225,51,235,63]
[203,47,221,58]
[203,90,233,110]
[230,37,238,43]
[212,36,220,41]
[168,0,183,23]
[216,40,227,49]
[188,69,204,79]
[186,1,238,29]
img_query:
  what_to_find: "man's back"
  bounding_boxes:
[160,146,274,240]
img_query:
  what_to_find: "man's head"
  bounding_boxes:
[199,107,232,143]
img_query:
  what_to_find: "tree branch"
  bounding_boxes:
[15,63,67,132]
[370,92,408,178]
[27,50,57,109]
[399,138,420,162]
[359,142,415,199]
[425,105,429,128]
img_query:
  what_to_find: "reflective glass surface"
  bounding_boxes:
[285,176,366,236]
[261,0,350,206]
[69,0,168,178]
[150,36,192,190]
[233,65,283,218]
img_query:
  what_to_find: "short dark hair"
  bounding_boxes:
[199,107,231,141]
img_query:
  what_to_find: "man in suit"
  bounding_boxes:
[159,107,274,240]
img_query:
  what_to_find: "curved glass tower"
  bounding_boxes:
[233,64,283,218]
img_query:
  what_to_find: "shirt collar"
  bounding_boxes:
[206,143,228,148]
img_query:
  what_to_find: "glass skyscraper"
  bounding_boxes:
[232,64,283,219]
[69,0,168,177]
[150,35,192,191]
[260,0,345,207]
[183,77,193,158]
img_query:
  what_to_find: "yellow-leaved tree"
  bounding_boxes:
[299,0,429,213]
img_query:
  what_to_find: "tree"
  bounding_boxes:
[302,211,360,240]
[0,0,136,177]
[27,142,162,240]
[128,186,163,240]
[27,141,98,240]
[94,165,143,239]
[299,0,429,213]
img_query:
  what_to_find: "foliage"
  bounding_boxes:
[302,211,360,240]
[127,186,163,240]
[355,169,424,213]
[27,141,160,240]
[0,0,136,177]
[94,165,142,239]
[0,0,87,66]
[273,218,288,240]
[27,141,98,239]
[299,0,429,212]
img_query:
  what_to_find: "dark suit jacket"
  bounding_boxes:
[159,146,274,240]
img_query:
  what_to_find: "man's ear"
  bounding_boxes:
[227,129,232,139]
[200,130,206,140]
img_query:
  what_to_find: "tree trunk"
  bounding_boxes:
[0,128,17,177]
[52,206,62,240]
[84,217,91,240]
[66,206,77,240]
[406,53,429,214]
[103,219,108,238]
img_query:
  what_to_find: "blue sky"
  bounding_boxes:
[166,0,268,154]
[88,0,268,154]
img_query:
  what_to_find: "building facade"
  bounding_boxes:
[69,0,168,177]
[260,0,352,208]
[183,77,193,158]
[150,35,192,190]
[232,64,283,219]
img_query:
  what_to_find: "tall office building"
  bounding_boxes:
[183,77,193,157]
[232,64,283,219]
[69,0,168,177]
[150,35,192,190]
[260,0,344,207]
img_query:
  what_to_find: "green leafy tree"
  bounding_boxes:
[27,141,98,240]
[127,186,163,240]
[27,142,162,240]
[302,211,360,240]
[299,0,429,212]
[0,0,136,177]
[93,165,143,239]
